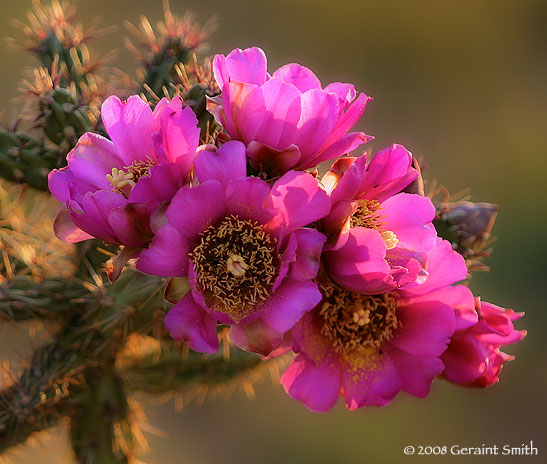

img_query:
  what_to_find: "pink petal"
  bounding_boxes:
[230,318,284,356]
[323,227,393,294]
[213,47,268,88]
[165,293,219,354]
[101,95,155,164]
[390,299,455,357]
[308,132,370,167]
[267,171,331,235]
[320,92,371,153]
[384,344,444,398]
[107,201,156,247]
[323,82,356,112]
[239,79,302,150]
[137,223,190,276]
[246,142,301,176]
[53,207,93,243]
[380,193,437,253]
[260,279,322,333]
[66,133,123,190]
[166,181,226,242]
[224,177,274,224]
[400,238,468,297]
[155,105,200,173]
[273,63,322,92]
[289,228,327,281]
[281,354,342,412]
[194,141,247,187]
[48,167,76,202]
[442,334,487,384]
[342,351,401,409]
[129,163,184,203]
[360,144,418,203]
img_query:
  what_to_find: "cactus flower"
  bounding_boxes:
[442,299,526,387]
[281,238,469,411]
[48,95,200,246]
[321,144,437,294]
[209,47,373,176]
[137,145,330,355]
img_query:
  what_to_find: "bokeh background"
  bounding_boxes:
[0,0,546,463]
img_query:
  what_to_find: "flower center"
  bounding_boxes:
[106,156,155,197]
[190,216,279,322]
[319,284,399,354]
[351,199,398,250]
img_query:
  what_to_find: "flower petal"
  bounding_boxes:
[289,228,327,281]
[273,63,322,92]
[281,354,342,412]
[260,279,322,333]
[165,293,219,354]
[137,223,190,276]
[230,317,284,356]
[101,95,155,164]
[194,141,247,187]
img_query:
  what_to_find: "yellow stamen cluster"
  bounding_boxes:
[190,216,280,322]
[319,285,399,354]
[106,156,155,196]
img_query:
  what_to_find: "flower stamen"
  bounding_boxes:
[191,216,280,321]
[319,285,399,354]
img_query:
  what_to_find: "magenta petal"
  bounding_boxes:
[268,171,331,234]
[281,354,342,412]
[107,202,155,247]
[320,92,371,152]
[342,352,401,409]
[273,63,322,92]
[166,181,226,242]
[194,141,247,186]
[74,190,127,243]
[360,144,418,202]
[323,227,393,294]
[165,293,219,354]
[442,334,487,384]
[261,279,322,333]
[381,193,436,253]
[101,95,155,164]
[53,207,93,243]
[137,223,189,276]
[289,228,327,281]
[410,285,477,331]
[309,131,369,167]
[292,89,338,161]
[156,105,200,171]
[384,344,444,398]
[223,177,273,224]
[235,79,302,149]
[246,142,301,176]
[230,318,283,356]
[214,47,268,88]
[129,163,183,203]
[67,133,123,190]
[323,82,356,111]
[48,167,76,202]
[391,299,455,357]
[400,238,468,297]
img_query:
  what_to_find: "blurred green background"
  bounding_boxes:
[0,0,545,463]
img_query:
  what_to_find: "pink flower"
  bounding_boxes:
[48,95,200,246]
[320,144,437,294]
[137,144,331,355]
[209,47,373,176]
[442,299,526,387]
[281,238,469,412]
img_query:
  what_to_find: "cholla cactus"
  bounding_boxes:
[0,1,524,462]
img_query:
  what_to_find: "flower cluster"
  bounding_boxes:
[49,47,525,411]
